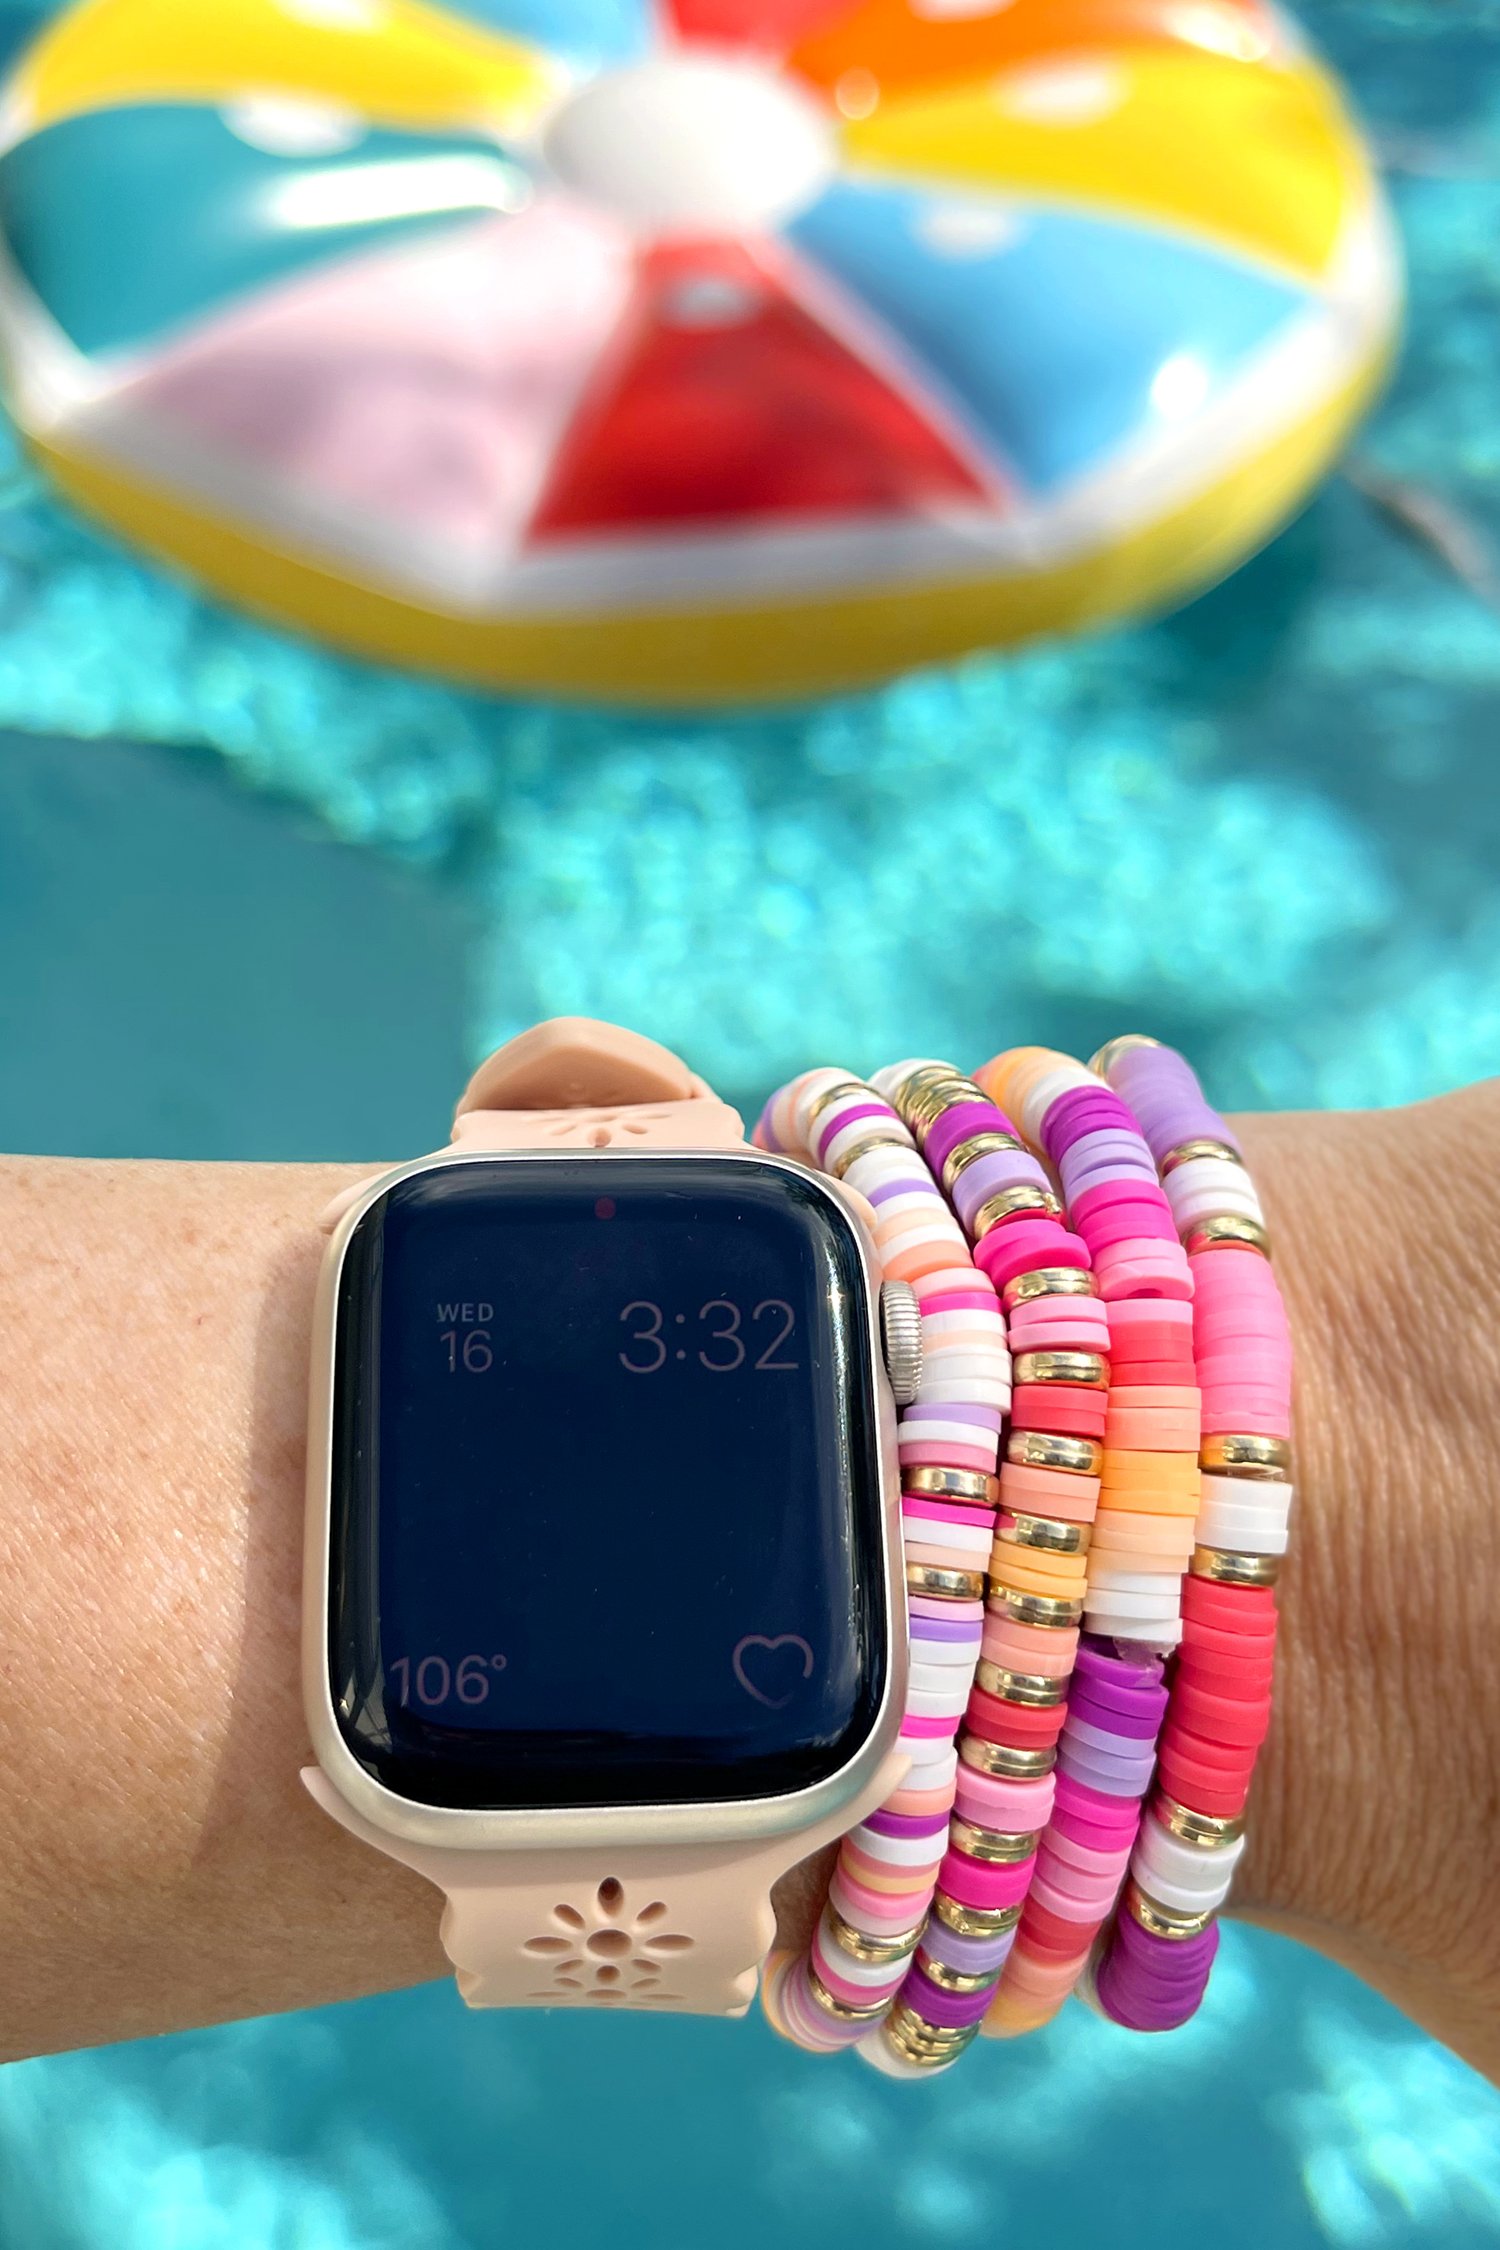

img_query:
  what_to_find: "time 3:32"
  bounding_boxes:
[618,1299,799,1373]
[438,1299,800,1376]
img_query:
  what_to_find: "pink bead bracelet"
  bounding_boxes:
[1085,1037,1291,2033]
[753,1070,1008,2065]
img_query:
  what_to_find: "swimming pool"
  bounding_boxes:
[1,0,1498,2241]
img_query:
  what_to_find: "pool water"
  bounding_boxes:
[1,0,1499,2242]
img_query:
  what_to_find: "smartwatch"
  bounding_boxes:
[301,1019,912,2016]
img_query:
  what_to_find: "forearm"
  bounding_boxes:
[1230,1090,1500,2077]
[1,1098,1497,2071]
[0,1156,446,2060]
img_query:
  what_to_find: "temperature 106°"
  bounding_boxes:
[388,1653,508,1707]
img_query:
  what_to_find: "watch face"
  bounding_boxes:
[328,1154,889,1811]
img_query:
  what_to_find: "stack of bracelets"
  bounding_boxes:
[754,1067,1013,2065]
[755,1036,1292,2071]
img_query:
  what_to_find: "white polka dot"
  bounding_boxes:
[993,60,1128,126]
[1150,352,1213,420]
[1162,2,1271,61]
[662,275,761,328]
[268,151,530,228]
[915,202,1023,258]
[222,96,366,156]
[911,0,1016,21]
[834,67,880,120]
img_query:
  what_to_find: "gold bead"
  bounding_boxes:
[1002,1266,1097,1310]
[891,1067,983,1140]
[906,1561,986,1601]
[899,1084,960,1138]
[917,1952,1004,1996]
[931,1071,986,1106]
[974,1659,1064,1709]
[1185,1214,1270,1257]
[879,1070,937,1133]
[948,1815,1040,1864]
[828,1123,911,1177]
[1152,1793,1246,1850]
[879,2027,944,2069]
[905,1465,1000,1508]
[1005,1429,1103,1477]
[1012,1349,1109,1390]
[987,1584,1085,1629]
[918,1078,981,1120]
[882,2003,978,2066]
[897,1062,969,1101]
[1161,1138,1245,1175]
[1191,1545,1281,1587]
[972,1185,1063,1235]
[1088,1034,1161,1078]
[882,1061,951,1107]
[1200,1433,1291,1481]
[1124,1879,1217,1942]
[959,1736,1057,1783]
[895,2010,977,2050]
[941,1130,1025,1192]
[933,1890,1024,1938]
[806,1964,894,2022]
[879,2031,961,2071]
[825,1905,924,1966]
[996,1508,1092,1555]
[804,1075,872,1124]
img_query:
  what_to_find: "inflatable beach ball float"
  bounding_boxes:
[0,0,1398,705]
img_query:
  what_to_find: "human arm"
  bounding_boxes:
[1,1088,1497,2072]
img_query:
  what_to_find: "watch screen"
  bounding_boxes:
[328,1155,887,1810]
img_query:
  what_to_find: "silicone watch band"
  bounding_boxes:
[300,1773,898,2017]
[450,1017,746,1153]
[304,1018,905,2016]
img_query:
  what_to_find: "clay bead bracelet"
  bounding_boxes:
[1085,1038,1292,2032]
[963,1047,1196,2035]
[852,1061,1103,2074]
[751,1071,1010,2055]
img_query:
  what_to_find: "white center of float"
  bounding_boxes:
[542,55,837,233]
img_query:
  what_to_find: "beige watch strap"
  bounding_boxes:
[451,1017,745,1152]
[306,1017,903,2014]
[303,1761,904,2016]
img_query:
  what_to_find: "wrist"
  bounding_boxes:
[1231,1092,1500,2074]
[0,1155,445,2062]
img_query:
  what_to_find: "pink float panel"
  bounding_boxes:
[110,196,638,565]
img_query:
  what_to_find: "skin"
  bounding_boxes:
[0,1085,1496,2075]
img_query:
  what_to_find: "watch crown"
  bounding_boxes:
[879,1280,923,1408]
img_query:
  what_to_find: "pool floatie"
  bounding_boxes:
[0,0,1399,704]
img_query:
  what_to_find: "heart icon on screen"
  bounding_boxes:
[732,1633,815,1710]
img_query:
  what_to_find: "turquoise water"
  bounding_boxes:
[2,0,1500,2241]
